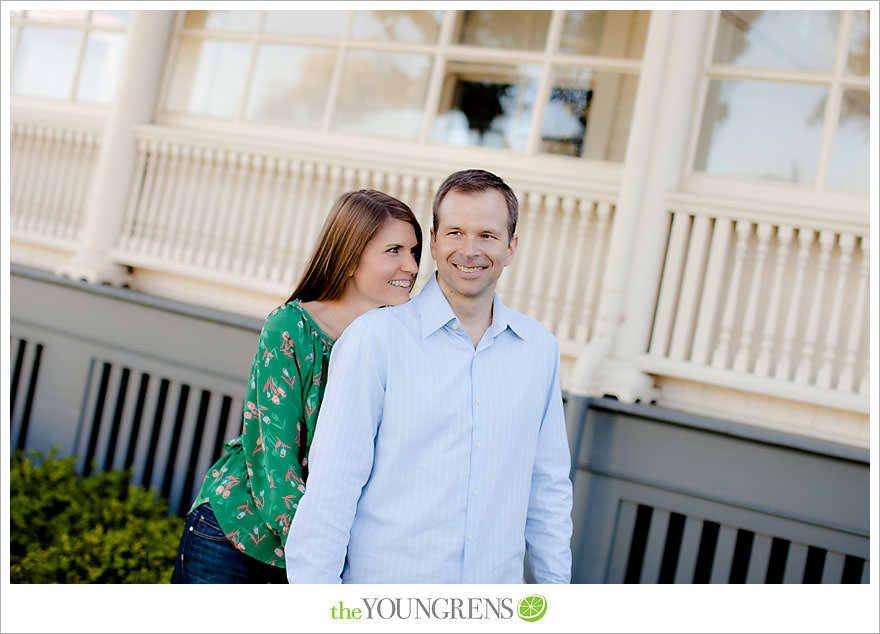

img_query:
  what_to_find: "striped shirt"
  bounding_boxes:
[285,273,572,583]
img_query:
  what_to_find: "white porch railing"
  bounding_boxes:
[109,125,618,355]
[640,194,869,413]
[9,119,102,249]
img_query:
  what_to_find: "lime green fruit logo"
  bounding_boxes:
[517,594,547,622]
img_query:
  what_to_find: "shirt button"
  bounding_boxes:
[467,535,474,542]
[472,488,478,495]
[475,442,480,449]
[475,397,481,404]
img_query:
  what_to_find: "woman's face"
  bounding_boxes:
[349,218,420,307]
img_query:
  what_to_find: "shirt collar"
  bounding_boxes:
[417,273,529,341]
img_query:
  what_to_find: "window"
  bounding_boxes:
[10,10,129,103]
[161,9,649,163]
[693,10,869,193]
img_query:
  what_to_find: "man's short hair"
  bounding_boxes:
[432,169,519,241]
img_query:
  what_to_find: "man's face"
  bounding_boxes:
[430,188,517,305]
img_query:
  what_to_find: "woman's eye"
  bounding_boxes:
[387,247,399,254]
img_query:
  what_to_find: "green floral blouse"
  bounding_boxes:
[190,300,333,567]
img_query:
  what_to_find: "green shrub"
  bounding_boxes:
[10,448,184,583]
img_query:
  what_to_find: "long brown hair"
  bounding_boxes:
[287,189,422,303]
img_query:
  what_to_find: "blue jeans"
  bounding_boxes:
[170,503,288,583]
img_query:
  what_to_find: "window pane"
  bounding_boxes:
[431,62,541,152]
[166,37,250,117]
[351,10,442,43]
[90,11,129,26]
[713,10,839,71]
[458,11,549,50]
[694,79,826,184]
[541,67,638,162]
[827,90,869,192]
[75,31,125,103]
[333,51,432,139]
[184,10,259,32]
[846,10,869,75]
[12,25,80,99]
[24,10,89,23]
[560,10,649,59]
[245,44,336,126]
[262,11,347,38]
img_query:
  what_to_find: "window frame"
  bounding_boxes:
[9,9,130,106]
[681,9,869,214]
[153,9,648,178]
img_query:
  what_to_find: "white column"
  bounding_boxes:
[571,10,712,400]
[56,11,176,284]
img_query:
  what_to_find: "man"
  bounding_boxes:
[285,169,573,583]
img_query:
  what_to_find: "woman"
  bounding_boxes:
[171,189,421,583]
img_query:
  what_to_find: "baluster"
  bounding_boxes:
[526,194,558,318]
[838,238,868,392]
[22,126,50,233]
[44,129,74,238]
[814,233,855,388]
[774,228,814,380]
[413,176,434,287]
[220,152,263,273]
[56,129,87,240]
[69,131,100,242]
[159,144,195,260]
[356,167,371,190]
[370,170,386,193]
[711,220,752,370]
[242,155,278,278]
[256,158,298,284]
[669,215,713,361]
[557,199,592,342]
[794,230,835,384]
[690,217,733,365]
[131,139,163,253]
[10,125,29,213]
[218,152,253,271]
[191,148,223,266]
[150,143,184,257]
[649,211,692,357]
[399,174,415,214]
[384,172,400,201]
[733,222,773,372]
[272,159,309,283]
[195,149,228,267]
[172,145,205,262]
[576,201,612,343]
[205,149,238,268]
[117,137,149,252]
[510,192,541,313]
[295,163,331,277]
[753,225,794,377]
[228,153,263,274]
[308,163,332,244]
[31,127,61,235]
[19,126,47,231]
[541,196,576,331]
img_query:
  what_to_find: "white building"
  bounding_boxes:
[6,7,874,586]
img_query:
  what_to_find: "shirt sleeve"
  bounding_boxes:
[524,338,574,583]
[285,315,385,583]
[242,312,310,541]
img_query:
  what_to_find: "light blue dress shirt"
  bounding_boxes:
[285,273,573,583]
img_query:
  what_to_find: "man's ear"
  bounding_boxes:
[504,234,518,267]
